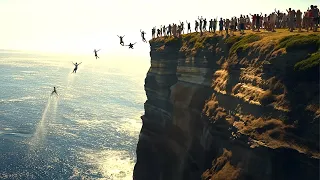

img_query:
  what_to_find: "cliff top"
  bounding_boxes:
[150,29,319,57]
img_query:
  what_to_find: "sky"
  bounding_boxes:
[0,0,317,58]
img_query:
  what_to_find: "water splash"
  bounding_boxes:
[29,95,59,150]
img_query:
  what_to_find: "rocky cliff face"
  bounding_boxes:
[133,31,320,180]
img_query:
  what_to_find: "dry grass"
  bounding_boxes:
[232,84,265,105]
[202,149,241,180]
[203,94,219,117]
[212,70,229,94]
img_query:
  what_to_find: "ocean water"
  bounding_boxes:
[0,51,149,179]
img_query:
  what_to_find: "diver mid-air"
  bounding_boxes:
[126,42,137,49]
[72,62,82,73]
[117,35,125,46]
[140,30,147,43]
[94,49,100,59]
[51,87,58,96]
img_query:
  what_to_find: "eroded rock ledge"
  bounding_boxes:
[133,31,320,180]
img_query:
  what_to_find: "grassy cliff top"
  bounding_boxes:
[150,29,319,56]
[150,30,320,76]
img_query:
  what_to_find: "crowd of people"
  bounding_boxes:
[151,5,320,38]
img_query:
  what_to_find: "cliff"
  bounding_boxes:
[133,30,320,180]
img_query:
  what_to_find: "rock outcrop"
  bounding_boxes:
[133,31,320,180]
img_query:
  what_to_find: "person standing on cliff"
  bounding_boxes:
[208,19,213,32]
[152,27,155,38]
[195,20,199,32]
[198,16,203,33]
[312,5,319,32]
[157,28,161,37]
[225,18,230,35]
[186,20,191,33]
[219,18,224,35]
[162,25,167,36]
[93,49,100,59]
[240,15,245,34]
[286,8,295,32]
[213,18,217,34]
[296,10,302,32]
[168,24,172,36]
[203,18,207,31]
[270,12,277,32]
[179,21,185,34]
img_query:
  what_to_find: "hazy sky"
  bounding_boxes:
[0,0,317,57]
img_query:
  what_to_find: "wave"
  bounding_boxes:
[0,96,36,104]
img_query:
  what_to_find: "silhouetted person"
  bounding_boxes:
[126,42,137,49]
[213,18,217,34]
[203,18,207,31]
[179,21,185,34]
[195,20,199,32]
[72,62,82,73]
[186,20,191,33]
[94,49,100,59]
[117,35,125,46]
[140,30,147,42]
[198,16,203,32]
[219,18,224,35]
[152,27,156,38]
[51,87,58,96]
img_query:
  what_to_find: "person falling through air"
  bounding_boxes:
[126,42,137,49]
[51,87,58,96]
[117,35,125,46]
[72,62,82,73]
[94,49,100,59]
[140,30,147,43]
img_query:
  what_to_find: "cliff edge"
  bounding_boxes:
[133,30,320,180]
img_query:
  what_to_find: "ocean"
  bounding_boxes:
[0,50,149,179]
